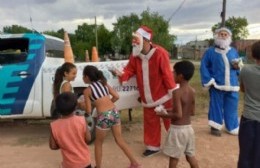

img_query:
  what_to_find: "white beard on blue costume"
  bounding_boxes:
[214,35,232,49]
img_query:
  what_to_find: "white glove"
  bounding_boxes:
[154,105,167,114]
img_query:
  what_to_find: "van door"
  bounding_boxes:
[0,34,45,116]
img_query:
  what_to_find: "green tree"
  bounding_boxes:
[43,28,65,39]
[72,40,87,61]
[141,9,176,51]
[3,25,32,33]
[74,23,112,61]
[112,9,176,58]
[212,16,249,41]
[74,23,96,60]
[111,14,141,55]
[97,24,113,59]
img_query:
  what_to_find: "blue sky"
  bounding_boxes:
[1,0,260,44]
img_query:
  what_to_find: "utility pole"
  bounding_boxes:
[95,16,98,52]
[194,35,198,60]
[221,0,226,27]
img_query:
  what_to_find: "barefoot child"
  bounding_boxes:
[82,65,141,168]
[156,60,199,168]
[49,92,92,168]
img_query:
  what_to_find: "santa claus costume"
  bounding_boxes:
[200,27,240,136]
[118,26,177,155]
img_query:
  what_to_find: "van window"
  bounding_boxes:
[45,37,64,58]
[0,38,29,65]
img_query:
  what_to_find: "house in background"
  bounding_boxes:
[232,39,259,63]
[177,39,259,62]
[177,40,209,60]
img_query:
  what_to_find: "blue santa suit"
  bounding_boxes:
[200,46,240,133]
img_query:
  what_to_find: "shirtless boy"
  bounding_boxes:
[156,60,199,168]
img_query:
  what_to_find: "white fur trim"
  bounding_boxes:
[139,48,156,106]
[203,78,239,91]
[142,93,171,108]
[204,78,215,88]
[139,48,156,60]
[220,50,231,86]
[142,58,153,104]
[168,84,179,94]
[137,28,152,40]
[215,46,231,53]
[226,127,239,135]
[215,27,232,36]
[213,84,240,92]
[209,120,223,130]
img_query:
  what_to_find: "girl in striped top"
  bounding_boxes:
[82,65,141,168]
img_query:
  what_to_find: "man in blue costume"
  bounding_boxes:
[200,27,242,136]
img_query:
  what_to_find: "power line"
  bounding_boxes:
[168,0,186,22]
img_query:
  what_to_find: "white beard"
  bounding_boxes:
[132,34,143,57]
[214,35,232,49]
[132,44,143,56]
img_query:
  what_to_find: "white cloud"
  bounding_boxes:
[1,0,260,44]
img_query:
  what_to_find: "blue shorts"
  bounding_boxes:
[96,109,121,130]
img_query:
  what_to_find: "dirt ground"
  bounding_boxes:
[0,115,239,168]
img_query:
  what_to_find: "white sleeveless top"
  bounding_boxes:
[59,80,74,94]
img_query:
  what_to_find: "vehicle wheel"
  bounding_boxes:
[75,109,96,144]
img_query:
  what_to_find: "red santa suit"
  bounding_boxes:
[119,42,177,150]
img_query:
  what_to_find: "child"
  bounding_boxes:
[53,62,77,98]
[51,62,77,118]
[49,92,92,168]
[82,65,141,168]
[156,60,199,168]
[238,41,260,167]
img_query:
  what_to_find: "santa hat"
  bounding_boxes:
[136,25,153,41]
[215,27,232,36]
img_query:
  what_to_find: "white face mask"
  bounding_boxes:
[214,33,232,49]
[132,33,143,57]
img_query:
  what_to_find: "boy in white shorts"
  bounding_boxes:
[156,60,199,168]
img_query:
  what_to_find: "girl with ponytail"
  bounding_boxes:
[82,65,141,168]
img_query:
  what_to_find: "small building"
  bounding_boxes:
[232,39,259,63]
[177,40,209,60]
